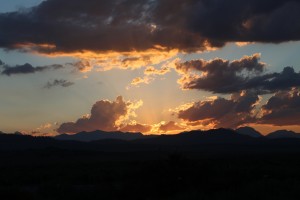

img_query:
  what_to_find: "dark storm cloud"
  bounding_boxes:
[243,67,300,93]
[44,79,74,89]
[189,0,300,43]
[177,54,300,94]
[259,89,300,126]
[178,91,259,128]
[0,0,206,53]
[1,0,300,53]
[57,96,133,134]
[1,63,63,76]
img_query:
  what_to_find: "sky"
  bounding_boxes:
[0,0,300,136]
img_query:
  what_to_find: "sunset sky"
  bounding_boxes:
[0,0,300,135]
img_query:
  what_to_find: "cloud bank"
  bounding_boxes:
[259,89,300,126]
[176,54,300,94]
[176,87,300,129]
[1,0,300,54]
[177,91,259,128]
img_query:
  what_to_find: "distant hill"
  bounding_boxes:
[236,127,262,138]
[267,130,300,139]
[55,130,149,142]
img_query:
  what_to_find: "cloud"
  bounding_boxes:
[176,54,265,93]
[259,88,300,126]
[44,79,74,89]
[176,54,264,74]
[19,122,58,136]
[242,67,300,93]
[129,64,171,87]
[57,96,143,134]
[130,76,153,86]
[0,59,98,76]
[176,54,300,94]
[119,123,152,133]
[1,0,300,55]
[177,91,260,128]
[144,66,170,76]
[188,0,300,43]
[129,59,177,87]
[1,63,63,76]
[0,0,208,54]
[175,87,300,128]
[70,60,93,72]
[158,121,185,133]
[57,49,178,73]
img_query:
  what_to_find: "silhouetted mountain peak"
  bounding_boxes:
[180,128,235,135]
[14,131,24,135]
[236,127,262,138]
[55,130,144,142]
[267,130,300,139]
[135,128,255,146]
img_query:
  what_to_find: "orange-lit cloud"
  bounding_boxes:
[130,76,154,87]
[21,122,58,137]
[55,95,197,135]
[144,66,170,76]
[235,42,254,47]
[12,43,57,53]
[57,96,143,134]
[119,122,152,133]
[41,48,180,73]
[129,58,179,87]
[158,121,185,133]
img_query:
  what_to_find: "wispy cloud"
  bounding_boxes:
[43,79,74,89]
[1,63,63,76]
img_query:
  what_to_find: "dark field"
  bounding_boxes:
[1,150,300,200]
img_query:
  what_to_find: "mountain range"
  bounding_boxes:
[1,127,300,152]
[53,127,300,141]
[55,130,148,142]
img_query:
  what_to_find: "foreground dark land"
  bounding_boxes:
[1,150,300,200]
[2,129,300,199]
